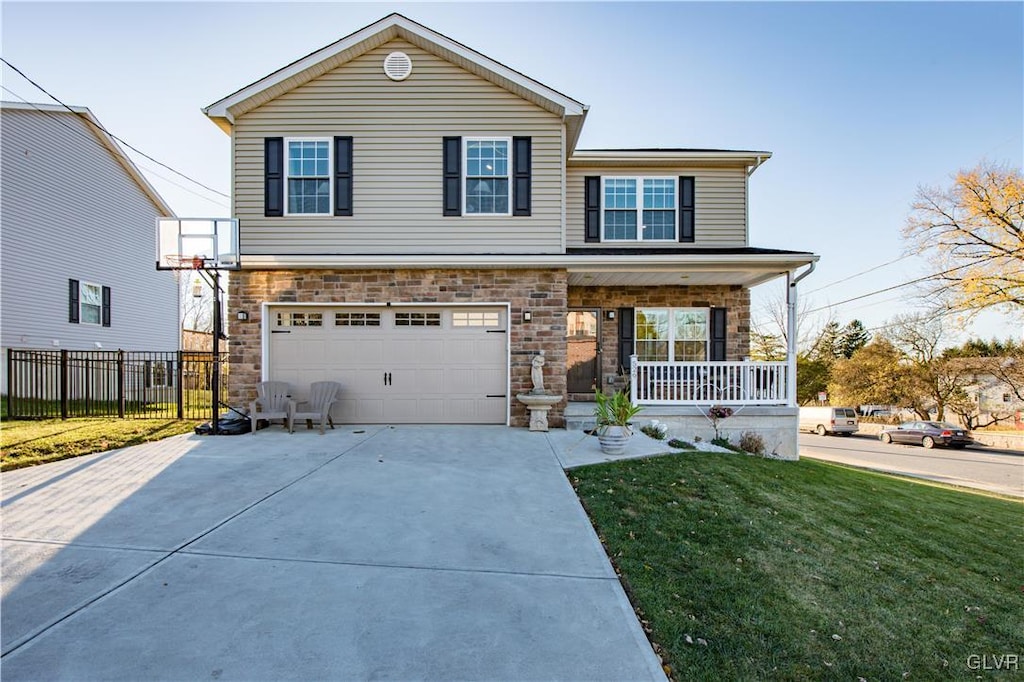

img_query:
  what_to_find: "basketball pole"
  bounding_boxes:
[211,269,221,435]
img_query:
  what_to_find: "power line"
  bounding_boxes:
[805,254,912,294]
[1,58,230,200]
[3,83,231,208]
[803,257,1001,315]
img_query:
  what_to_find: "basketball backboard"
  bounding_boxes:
[156,218,240,270]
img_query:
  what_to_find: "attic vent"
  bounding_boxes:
[383,52,413,81]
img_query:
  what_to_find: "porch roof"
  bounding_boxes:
[240,247,818,288]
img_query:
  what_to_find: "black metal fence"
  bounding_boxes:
[5,349,227,420]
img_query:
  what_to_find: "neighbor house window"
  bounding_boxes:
[80,282,102,325]
[286,139,331,215]
[464,138,510,215]
[635,308,708,361]
[603,177,676,241]
[69,279,110,326]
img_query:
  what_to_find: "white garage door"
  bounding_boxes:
[267,306,508,424]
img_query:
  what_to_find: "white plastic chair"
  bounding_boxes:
[250,381,291,434]
[288,381,341,434]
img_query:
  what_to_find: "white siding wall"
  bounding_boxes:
[565,165,749,248]
[233,39,564,255]
[0,109,179,378]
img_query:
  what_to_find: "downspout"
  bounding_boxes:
[786,262,816,407]
[746,155,767,177]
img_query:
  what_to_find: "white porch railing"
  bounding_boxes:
[630,356,788,406]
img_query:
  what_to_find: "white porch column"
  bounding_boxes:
[786,270,798,407]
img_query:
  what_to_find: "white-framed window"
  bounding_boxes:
[285,138,331,215]
[80,281,102,325]
[464,137,511,215]
[635,308,708,361]
[603,177,677,241]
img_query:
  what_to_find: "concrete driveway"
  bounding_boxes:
[1,425,665,681]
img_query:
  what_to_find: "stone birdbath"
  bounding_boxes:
[515,350,562,432]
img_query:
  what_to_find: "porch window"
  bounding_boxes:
[603,177,676,241]
[636,308,708,361]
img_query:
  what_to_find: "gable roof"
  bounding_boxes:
[1,101,174,216]
[203,13,589,150]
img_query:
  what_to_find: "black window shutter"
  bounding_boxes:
[617,307,635,372]
[679,176,695,243]
[442,136,462,216]
[265,138,284,217]
[584,176,601,242]
[102,286,111,327]
[334,136,353,216]
[69,279,80,324]
[710,307,727,361]
[512,136,531,216]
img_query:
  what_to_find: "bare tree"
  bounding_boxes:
[177,270,213,333]
[904,161,1024,318]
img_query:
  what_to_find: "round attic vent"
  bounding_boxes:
[383,52,413,81]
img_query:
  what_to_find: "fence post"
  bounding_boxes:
[5,349,12,418]
[60,349,68,419]
[176,350,184,420]
[117,350,125,419]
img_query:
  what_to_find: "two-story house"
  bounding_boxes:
[1,102,179,396]
[202,14,817,457]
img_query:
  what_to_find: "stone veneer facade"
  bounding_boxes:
[227,268,568,428]
[228,272,751,427]
[567,285,751,393]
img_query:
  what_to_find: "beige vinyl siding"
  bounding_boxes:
[233,39,564,255]
[0,108,179,388]
[565,166,748,248]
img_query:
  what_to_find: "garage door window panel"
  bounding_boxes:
[453,311,500,327]
[277,312,323,327]
[336,312,381,327]
[395,312,441,327]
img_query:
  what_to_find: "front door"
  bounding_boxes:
[567,310,600,393]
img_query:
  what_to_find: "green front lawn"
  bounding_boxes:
[1,418,200,471]
[572,453,1023,681]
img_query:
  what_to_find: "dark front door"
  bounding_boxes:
[567,310,600,393]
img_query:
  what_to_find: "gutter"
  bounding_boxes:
[747,155,768,177]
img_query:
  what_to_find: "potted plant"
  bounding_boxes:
[594,390,643,455]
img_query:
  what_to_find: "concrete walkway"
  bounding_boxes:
[1,426,665,681]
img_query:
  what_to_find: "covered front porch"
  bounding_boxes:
[563,247,817,459]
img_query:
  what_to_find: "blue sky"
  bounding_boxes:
[3,2,1021,344]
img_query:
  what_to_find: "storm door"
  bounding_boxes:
[566,310,600,393]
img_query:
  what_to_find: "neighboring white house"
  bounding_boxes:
[0,102,179,393]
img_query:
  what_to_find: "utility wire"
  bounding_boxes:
[1,85,230,210]
[1,58,230,200]
[805,254,912,294]
[803,256,1002,315]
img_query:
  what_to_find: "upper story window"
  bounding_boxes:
[464,138,510,215]
[585,175,693,244]
[603,177,676,241]
[286,139,331,215]
[69,279,110,327]
[79,282,103,325]
[443,136,530,217]
[636,308,708,361]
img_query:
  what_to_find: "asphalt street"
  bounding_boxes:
[799,433,1024,498]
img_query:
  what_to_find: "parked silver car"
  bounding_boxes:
[879,421,973,449]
